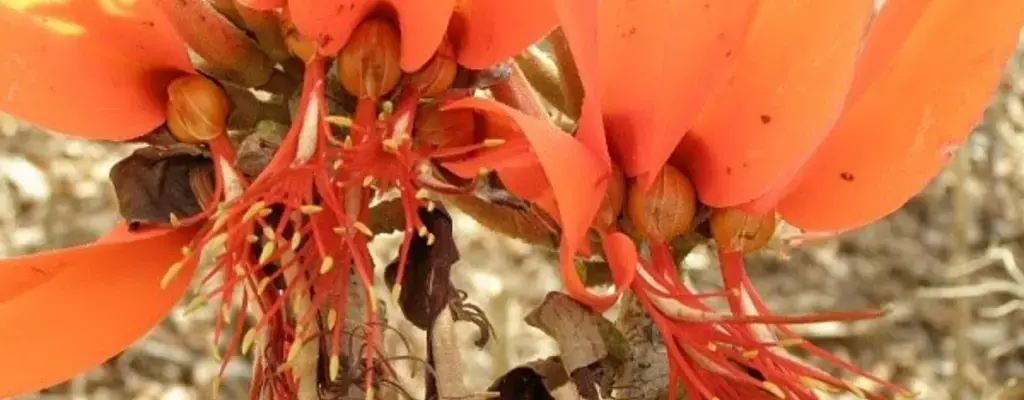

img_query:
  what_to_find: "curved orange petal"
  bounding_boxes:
[673,0,873,207]
[0,222,198,397]
[0,0,192,140]
[452,0,557,70]
[551,0,608,163]
[779,1,1024,231]
[598,0,757,190]
[443,96,607,277]
[290,0,454,71]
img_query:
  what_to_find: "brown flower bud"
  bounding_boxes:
[592,165,625,232]
[709,208,776,253]
[408,38,458,97]
[335,19,402,99]
[626,165,696,242]
[166,75,230,144]
[413,103,477,152]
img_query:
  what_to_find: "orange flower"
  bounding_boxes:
[466,0,1024,398]
[245,0,556,71]
[2,0,558,397]
[0,1,210,396]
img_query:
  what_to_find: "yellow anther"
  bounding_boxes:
[426,233,436,246]
[327,309,338,330]
[320,257,335,274]
[325,115,353,128]
[291,232,303,250]
[180,246,191,256]
[243,201,267,222]
[763,381,786,399]
[262,226,276,241]
[241,329,257,355]
[247,234,259,243]
[362,175,376,187]
[483,138,505,147]
[160,262,185,289]
[220,303,232,323]
[417,225,429,237]
[211,214,228,233]
[353,221,373,237]
[333,226,348,235]
[382,138,399,152]
[329,355,340,381]
[169,212,182,227]
[258,241,276,265]
[415,188,430,200]
[426,200,437,212]
[184,296,207,315]
[300,204,324,214]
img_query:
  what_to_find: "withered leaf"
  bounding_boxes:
[383,205,494,400]
[488,356,565,400]
[383,204,459,330]
[109,144,214,229]
[525,292,631,400]
[236,125,283,178]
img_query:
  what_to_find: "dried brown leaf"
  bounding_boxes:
[236,124,283,177]
[109,144,213,229]
[488,356,565,400]
[525,292,631,400]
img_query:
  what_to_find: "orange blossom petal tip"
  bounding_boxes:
[779,0,1024,231]
[441,96,608,256]
[0,222,199,397]
[0,0,192,140]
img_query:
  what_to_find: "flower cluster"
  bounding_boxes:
[0,0,1021,399]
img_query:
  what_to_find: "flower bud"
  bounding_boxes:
[626,165,696,242]
[408,38,458,97]
[709,208,776,253]
[166,75,230,144]
[335,19,402,99]
[413,103,476,152]
[592,165,625,232]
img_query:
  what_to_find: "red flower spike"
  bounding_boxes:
[0,223,199,397]
[451,0,558,70]
[779,0,1024,231]
[288,0,455,71]
[597,0,758,191]
[674,1,874,208]
[0,0,192,139]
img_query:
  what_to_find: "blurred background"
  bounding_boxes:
[4,31,1024,400]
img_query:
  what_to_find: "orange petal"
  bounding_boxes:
[290,0,454,71]
[673,1,874,207]
[443,96,608,270]
[0,0,192,140]
[452,0,557,70]
[0,222,198,397]
[565,231,637,311]
[598,0,757,190]
[779,1,1024,231]
[551,0,608,163]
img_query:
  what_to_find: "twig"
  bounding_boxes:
[951,147,973,399]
